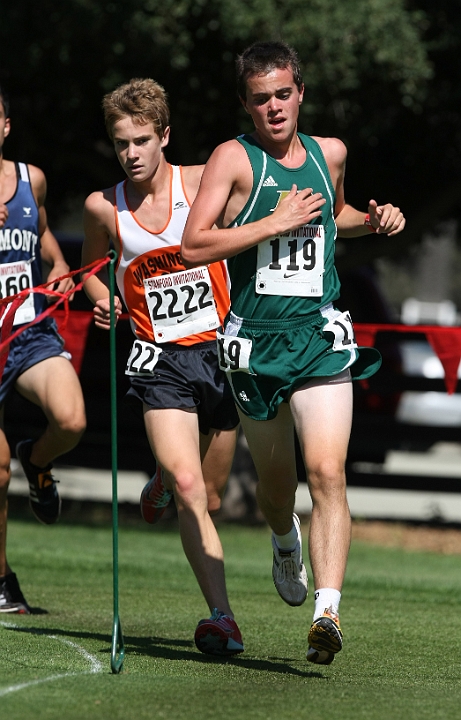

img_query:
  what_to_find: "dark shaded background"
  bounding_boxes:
[2,1,461,511]
[1,0,460,268]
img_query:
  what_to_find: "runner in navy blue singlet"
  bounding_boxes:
[0,85,86,614]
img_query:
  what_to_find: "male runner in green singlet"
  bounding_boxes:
[182,41,405,665]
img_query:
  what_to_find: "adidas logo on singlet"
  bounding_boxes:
[23,207,32,217]
[262,176,278,187]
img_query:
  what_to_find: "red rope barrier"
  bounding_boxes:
[0,256,111,381]
[1,267,460,395]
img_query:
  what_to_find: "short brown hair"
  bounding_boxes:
[103,78,170,140]
[236,41,303,101]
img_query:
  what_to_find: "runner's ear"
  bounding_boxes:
[298,83,304,105]
[161,126,170,149]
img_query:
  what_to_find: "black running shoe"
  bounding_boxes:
[0,572,31,614]
[16,440,61,525]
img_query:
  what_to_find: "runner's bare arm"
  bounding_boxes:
[181,141,326,268]
[28,164,74,296]
[82,191,122,329]
[317,137,406,237]
[0,203,8,228]
[336,197,405,237]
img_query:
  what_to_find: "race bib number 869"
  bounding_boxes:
[0,261,35,326]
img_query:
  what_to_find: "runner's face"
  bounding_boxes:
[242,67,303,145]
[0,102,11,152]
[112,117,169,182]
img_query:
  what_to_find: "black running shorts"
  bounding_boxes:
[126,339,239,435]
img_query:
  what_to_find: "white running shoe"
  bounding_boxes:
[271,513,308,606]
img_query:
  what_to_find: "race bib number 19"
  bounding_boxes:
[322,310,358,352]
[216,332,254,374]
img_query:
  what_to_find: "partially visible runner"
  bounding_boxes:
[182,41,405,664]
[81,78,242,656]
[0,84,86,613]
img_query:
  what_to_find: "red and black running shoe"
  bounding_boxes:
[140,465,173,524]
[195,609,244,656]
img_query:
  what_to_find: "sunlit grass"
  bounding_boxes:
[1,518,461,720]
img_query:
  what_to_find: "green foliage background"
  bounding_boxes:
[1,0,460,261]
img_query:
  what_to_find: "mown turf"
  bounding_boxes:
[1,518,461,720]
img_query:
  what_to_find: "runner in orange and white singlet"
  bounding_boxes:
[114,162,230,348]
[82,78,242,657]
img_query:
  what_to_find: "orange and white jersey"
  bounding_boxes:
[115,164,230,346]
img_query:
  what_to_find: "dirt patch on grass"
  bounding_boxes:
[351,520,461,554]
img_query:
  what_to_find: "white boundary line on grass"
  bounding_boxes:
[0,620,103,697]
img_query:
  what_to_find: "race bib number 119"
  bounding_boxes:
[256,225,325,297]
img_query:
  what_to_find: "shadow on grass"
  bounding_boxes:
[4,624,325,679]
[28,606,49,615]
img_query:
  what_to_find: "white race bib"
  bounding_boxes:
[256,225,325,297]
[125,339,162,376]
[144,266,220,343]
[321,308,358,352]
[0,261,35,326]
[216,331,254,374]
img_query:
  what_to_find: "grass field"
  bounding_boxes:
[1,516,461,720]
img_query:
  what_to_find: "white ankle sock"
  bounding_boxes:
[313,588,341,620]
[273,522,298,551]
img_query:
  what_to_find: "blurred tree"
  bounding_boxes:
[1,0,459,265]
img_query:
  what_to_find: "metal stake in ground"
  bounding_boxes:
[108,249,125,674]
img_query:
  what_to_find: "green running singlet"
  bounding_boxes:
[218,133,381,420]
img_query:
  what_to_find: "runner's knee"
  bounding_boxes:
[207,492,222,515]
[172,468,206,508]
[256,475,297,512]
[0,458,11,493]
[52,407,86,438]
[0,435,11,493]
[307,460,347,502]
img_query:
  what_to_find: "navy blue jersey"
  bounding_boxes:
[0,162,46,325]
